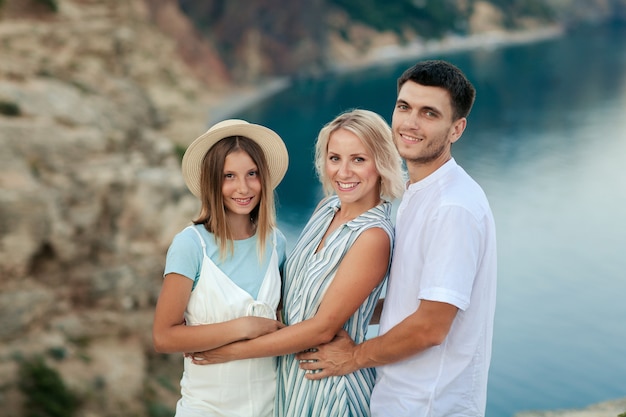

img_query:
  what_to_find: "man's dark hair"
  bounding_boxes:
[397,60,476,120]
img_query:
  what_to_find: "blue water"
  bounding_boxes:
[234,23,626,417]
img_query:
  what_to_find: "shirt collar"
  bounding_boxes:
[406,157,457,193]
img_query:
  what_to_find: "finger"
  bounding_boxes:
[303,368,327,380]
[191,357,211,365]
[295,348,318,361]
[298,359,319,370]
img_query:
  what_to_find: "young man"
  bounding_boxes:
[297,60,498,417]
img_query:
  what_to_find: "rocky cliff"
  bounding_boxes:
[0,0,223,414]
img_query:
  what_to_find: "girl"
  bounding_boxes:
[152,119,289,417]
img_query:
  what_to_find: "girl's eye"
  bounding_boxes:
[224,173,234,179]
[248,171,258,177]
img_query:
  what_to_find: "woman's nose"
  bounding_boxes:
[337,161,351,177]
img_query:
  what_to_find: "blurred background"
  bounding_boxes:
[1,1,625,416]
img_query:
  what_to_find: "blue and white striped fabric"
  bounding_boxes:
[276,195,394,417]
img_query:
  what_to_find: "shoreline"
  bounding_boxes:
[329,25,564,74]
[204,25,564,124]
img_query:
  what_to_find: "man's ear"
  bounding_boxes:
[450,117,467,144]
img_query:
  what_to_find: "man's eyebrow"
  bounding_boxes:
[423,105,441,115]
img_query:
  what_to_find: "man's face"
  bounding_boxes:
[391,81,465,173]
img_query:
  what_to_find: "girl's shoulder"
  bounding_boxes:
[271,227,287,254]
[271,227,287,243]
[172,224,216,250]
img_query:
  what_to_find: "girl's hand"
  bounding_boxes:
[236,316,285,340]
[187,318,284,365]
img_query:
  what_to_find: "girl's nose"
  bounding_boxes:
[236,178,249,193]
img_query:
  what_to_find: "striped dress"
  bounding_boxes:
[276,196,394,417]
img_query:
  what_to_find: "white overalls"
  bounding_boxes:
[175,227,281,417]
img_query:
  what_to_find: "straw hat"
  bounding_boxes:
[181,119,289,198]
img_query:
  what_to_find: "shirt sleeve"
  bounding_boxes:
[419,205,483,311]
[163,227,203,283]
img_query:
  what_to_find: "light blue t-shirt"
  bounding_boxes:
[164,224,287,299]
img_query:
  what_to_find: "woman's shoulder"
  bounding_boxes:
[354,201,393,225]
[314,195,340,211]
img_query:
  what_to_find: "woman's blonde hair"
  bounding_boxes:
[314,109,405,200]
[193,136,276,259]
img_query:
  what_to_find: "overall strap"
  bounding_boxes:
[186,225,208,257]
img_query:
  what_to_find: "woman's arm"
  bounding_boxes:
[152,273,284,354]
[190,227,390,363]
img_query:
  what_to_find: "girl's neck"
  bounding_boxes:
[227,213,257,240]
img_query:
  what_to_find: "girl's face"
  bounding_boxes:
[221,150,262,217]
[325,128,381,207]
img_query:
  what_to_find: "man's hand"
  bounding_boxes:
[295,329,357,380]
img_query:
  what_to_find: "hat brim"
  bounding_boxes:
[182,121,289,198]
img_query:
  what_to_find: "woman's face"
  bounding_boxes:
[221,150,262,217]
[325,128,381,207]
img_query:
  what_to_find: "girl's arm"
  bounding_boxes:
[190,227,390,363]
[152,273,284,354]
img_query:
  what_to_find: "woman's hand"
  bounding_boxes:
[187,344,234,365]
